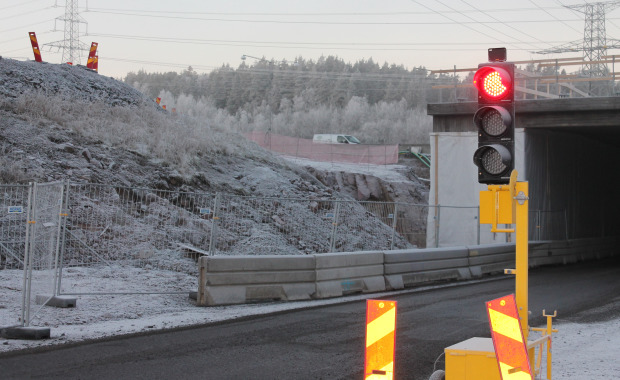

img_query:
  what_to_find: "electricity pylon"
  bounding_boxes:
[44,0,88,65]
[534,1,620,77]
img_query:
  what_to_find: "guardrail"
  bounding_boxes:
[197,237,618,306]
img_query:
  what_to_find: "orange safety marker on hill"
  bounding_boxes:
[365,299,397,380]
[486,294,532,380]
[155,97,161,105]
[86,42,98,69]
[28,32,42,62]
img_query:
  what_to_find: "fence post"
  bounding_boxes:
[23,183,39,327]
[56,181,71,296]
[52,182,67,297]
[435,204,440,248]
[20,183,34,327]
[329,201,341,253]
[537,210,542,241]
[390,203,398,250]
[208,193,220,255]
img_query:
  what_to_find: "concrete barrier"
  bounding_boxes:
[384,247,470,290]
[467,243,515,277]
[314,251,385,298]
[196,238,618,306]
[197,255,316,306]
[530,237,618,266]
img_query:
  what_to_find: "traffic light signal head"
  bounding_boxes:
[473,62,515,184]
[473,65,514,103]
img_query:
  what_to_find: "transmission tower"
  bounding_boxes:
[45,0,88,64]
[534,1,620,76]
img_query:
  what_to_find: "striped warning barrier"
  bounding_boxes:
[86,42,98,69]
[486,294,532,380]
[28,32,42,63]
[365,300,397,380]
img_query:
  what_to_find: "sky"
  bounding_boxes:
[2,0,620,79]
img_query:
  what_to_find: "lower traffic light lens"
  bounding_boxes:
[481,148,507,175]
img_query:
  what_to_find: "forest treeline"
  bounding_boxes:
[124,56,467,144]
[124,55,595,145]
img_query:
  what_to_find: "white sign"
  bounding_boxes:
[8,206,23,214]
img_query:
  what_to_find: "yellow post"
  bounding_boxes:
[514,181,529,342]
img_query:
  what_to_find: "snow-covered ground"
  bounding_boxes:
[284,156,416,183]
[1,267,618,379]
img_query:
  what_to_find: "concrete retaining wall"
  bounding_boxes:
[197,237,618,306]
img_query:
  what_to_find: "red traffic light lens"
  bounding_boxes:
[474,66,512,101]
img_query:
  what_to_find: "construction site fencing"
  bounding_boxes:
[0,184,30,328]
[0,183,64,328]
[22,182,65,326]
[1,181,573,309]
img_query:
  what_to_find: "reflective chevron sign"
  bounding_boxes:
[364,299,397,380]
[486,294,532,380]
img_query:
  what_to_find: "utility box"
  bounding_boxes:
[445,337,500,380]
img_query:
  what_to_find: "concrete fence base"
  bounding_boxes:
[196,237,619,306]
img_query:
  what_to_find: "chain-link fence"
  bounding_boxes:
[22,182,64,327]
[0,184,30,328]
[1,181,573,303]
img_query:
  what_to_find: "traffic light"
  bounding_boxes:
[472,61,515,184]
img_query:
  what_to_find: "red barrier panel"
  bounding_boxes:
[86,42,98,69]
[28,32,42,62]
[244,132,399,165]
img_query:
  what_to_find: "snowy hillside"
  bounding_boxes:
[0,57,430,259]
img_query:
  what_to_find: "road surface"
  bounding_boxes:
[1,257,619,379]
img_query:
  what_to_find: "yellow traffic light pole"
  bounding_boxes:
[486,170,529,339]
[443,170,557,380]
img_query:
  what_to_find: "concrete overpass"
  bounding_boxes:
[426,97,620,247]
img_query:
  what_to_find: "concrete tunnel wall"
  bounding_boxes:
[525,128,620,239]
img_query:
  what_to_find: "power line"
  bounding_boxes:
[85,9,584,26]
[86,33,567,49]
[459,0,556,50]
[84,6,568,17]
[0,0,48,12]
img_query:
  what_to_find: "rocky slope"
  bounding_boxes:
[0,57,428,257]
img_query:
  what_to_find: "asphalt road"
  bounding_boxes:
[1,257,619,380]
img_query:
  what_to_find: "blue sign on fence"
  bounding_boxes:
[8,206,23,214]
[199,208,211,215]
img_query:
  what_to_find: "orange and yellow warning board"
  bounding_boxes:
[29,32,42,63]
[486,294,532,380]
[86,42,98,70]
[365,299,397,380]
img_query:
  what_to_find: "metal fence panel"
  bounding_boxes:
[214,195,338,254]
[0,184,30,328]
[59,184,215,295]
[23,182,64,326]
[339,200,411,252]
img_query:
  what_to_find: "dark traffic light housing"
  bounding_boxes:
[473,60,515,184]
